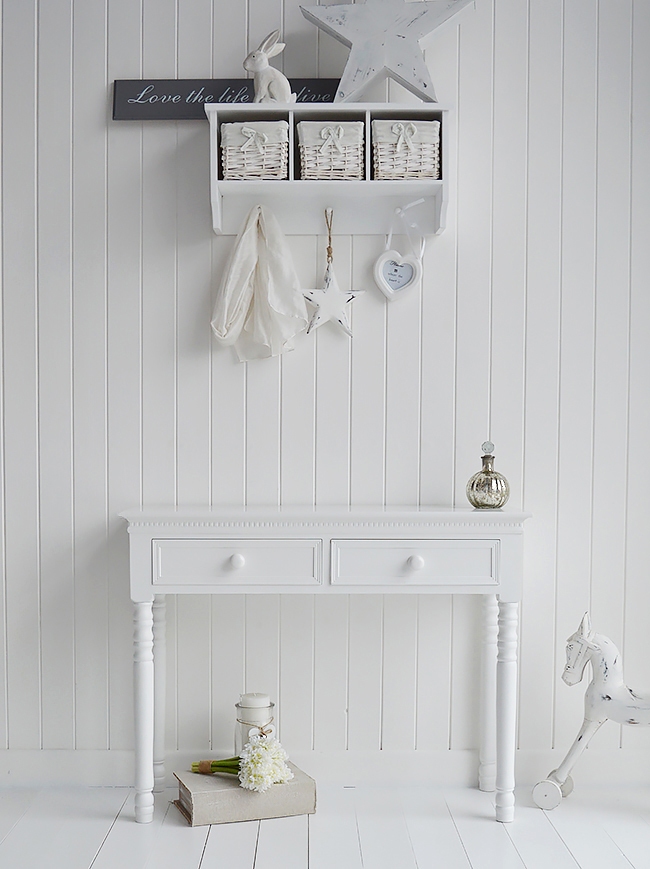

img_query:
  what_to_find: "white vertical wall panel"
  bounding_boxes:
[242,1,284,509]
[347,594,383,750]
[279,595,313,750]
[0,0,6,749]
[209,0,247,509]
[176,0,215,759]
[415,595,452,750]
[210,594,245,751]
[2,0,40,750]
[449,0,494,755]
[622,0,650,752]
[245,595,280,702]
[449,596,481,750]
[71,0,110,751]
[519,0,564,752]
[313,597,348,750]
[385,246,423,505]
[210,236,247,507]
[349,237,386,506]
[314,235,352,506]
[1,0,648,771]
[489,0,527,510]
[281,239,317,506]
[588,0,633,751]
[454,0,494,499]
[553,0,599,753]
[382,596,418,749]
[420,24,458,507]
[37,0,75,750]
[106,0,143,751]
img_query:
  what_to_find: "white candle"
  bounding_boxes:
[236,693,273,725]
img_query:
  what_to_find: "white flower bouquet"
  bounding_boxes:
[191,734,294,794]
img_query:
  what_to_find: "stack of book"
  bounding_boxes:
[173,762,317,827]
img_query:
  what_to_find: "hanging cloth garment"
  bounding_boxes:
[211,204,308,361]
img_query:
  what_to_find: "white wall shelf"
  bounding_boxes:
[205,102,448,235]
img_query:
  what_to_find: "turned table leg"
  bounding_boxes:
[153,595,166,793]
[479,594,498,792]
[496,599,519,823]
[133,600,155,823]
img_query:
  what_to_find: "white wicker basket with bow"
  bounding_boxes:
[297,120,364,180]
[371,119,440,180]
[220,121,289,180]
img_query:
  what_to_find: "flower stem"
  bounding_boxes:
[191,758,242,774]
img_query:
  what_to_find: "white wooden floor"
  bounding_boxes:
[1,783,650,869]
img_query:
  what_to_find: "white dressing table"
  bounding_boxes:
[121,506,529,824]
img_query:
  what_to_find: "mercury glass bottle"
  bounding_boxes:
[466,442,510,509]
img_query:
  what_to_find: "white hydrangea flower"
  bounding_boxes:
[238,734,294,793]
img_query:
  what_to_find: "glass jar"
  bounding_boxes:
[234,693,275,755]
[466,442,510,509]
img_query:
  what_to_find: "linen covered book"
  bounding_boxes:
[173,762,317,826]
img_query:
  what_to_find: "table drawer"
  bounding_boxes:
[153,539,322,586]
[331,539,498,586]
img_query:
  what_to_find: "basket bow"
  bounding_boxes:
[240,127,269,154]
[320,125,345,154]
[392,122,417,152]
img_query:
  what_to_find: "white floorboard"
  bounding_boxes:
[444,789,526,869]
[90,790,180,869]
[354,786,419,869]
[502,788,580,869]
[0,787,127,869]
[0,783,649,868]
[255,814,309,869]
[201,817,260,869]
[308,785,363,869]
[399,786,472,868]
[543,787,649,869]
[133,797,209,869]
[0,788,38,845]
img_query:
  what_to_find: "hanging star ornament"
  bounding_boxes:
[304,261,363,337]
[300,0,474,102]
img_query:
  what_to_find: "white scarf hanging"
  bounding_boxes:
[211,205,308,361]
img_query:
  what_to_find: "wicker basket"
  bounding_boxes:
[372,120,440,180]
[221,121,289,180]
[297,121,364,180]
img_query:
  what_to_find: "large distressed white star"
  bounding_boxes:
[300,0,474,102]
[303,262,363,337]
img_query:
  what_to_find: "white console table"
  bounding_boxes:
[121,506,529,824]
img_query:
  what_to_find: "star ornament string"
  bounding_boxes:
[303,209,363,337]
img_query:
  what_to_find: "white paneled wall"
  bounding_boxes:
[1,0,649,772]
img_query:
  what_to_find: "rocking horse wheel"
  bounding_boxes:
[546,769,574,798]
[532,779,563,810]
[560,775,574,797]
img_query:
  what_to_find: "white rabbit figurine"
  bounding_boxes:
[243,30,296,103]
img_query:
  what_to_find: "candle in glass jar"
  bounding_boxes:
[235,693,275,754]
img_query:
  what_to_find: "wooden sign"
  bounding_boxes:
[112,79,340,120]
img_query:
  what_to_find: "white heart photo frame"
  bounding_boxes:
[373,250,422,301]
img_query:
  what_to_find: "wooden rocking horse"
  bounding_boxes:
[533,612,650,810]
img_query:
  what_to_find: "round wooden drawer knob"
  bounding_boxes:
[230,553,246,570]
[407,555,425,571]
